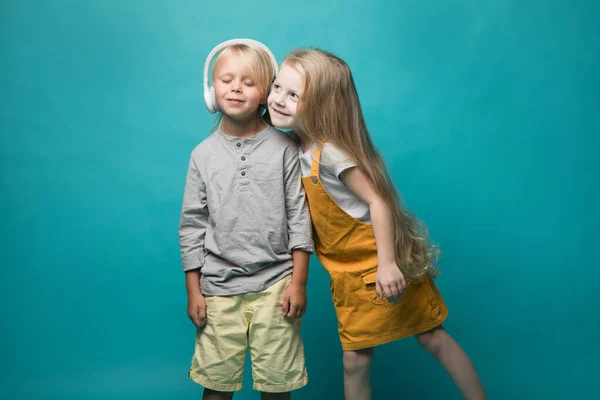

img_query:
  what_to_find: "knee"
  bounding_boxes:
[417,326,447,356]
[343,350,373,376]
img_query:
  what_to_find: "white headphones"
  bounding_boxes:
[203,38,278,114]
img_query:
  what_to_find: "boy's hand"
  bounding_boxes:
[282,281,307,318]
[376,262,407,303]
[187,291,207,328]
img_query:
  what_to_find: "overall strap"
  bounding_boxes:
[311,138,328,177]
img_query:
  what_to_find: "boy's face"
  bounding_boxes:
[213,53,264,121]
[268,64,304,132]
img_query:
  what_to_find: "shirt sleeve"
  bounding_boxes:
[283,146,315,253]
[178,155,209,271]
[321,143,357,178]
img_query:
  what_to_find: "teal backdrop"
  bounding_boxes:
[1,1,598,399]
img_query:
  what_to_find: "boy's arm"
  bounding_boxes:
[179,156,209,327]
[281,146,313,317]
[282,147,314,253]
[282,249,310,317]
[291,250,309,287]
[185,269,206,327]
[179,156,209,273]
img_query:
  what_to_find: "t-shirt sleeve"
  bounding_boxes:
[320,143,357,178]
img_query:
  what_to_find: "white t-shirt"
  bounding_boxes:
[298,142,371,223]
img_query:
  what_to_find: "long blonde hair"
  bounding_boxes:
[210,44,275,130]
[284,48,440,281]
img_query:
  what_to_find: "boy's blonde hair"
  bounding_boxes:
[211,44,275,129]
[283,48,440,282]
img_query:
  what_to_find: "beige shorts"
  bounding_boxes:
[189,274,308,393]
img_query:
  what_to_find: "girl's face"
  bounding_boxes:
[268,64,305,132]
[213,53,264,122]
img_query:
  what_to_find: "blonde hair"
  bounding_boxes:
[284,48,440,282]
[210,44,275,129]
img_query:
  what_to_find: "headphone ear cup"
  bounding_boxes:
[204,86,216,114]
[209,86,220,113]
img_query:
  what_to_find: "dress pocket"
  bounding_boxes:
[360,270,388,305]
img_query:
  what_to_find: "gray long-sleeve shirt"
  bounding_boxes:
[179,125,314,296]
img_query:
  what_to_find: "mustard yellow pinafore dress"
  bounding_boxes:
[301,142,448,351]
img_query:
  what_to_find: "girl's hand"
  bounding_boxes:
[341,168,406,303]
[187,291,207,328]
[376,263,407,303]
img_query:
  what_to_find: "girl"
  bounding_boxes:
[179,40,313,400]
[267,48,486,400]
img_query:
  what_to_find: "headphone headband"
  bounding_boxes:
[203,39,278,113]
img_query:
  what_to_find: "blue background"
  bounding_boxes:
[1,0,598,399]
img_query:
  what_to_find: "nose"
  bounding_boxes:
[230,80,241,93]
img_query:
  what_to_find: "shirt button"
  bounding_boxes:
[241,156,246,161]
[241,171,246,176]
[236,142,241,147]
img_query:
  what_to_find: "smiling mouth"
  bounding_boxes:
[227,99,244,104]
[271,108,289,117]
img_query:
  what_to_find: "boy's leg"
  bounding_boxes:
[416,325,486,400]
[248,275,309,393]
[260,392,290,400]
[343,348,374,400]
[203,388,234,400]
[189,294,248,393]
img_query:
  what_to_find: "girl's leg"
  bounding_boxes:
[202,389,234,400]
[416,325,486,400]
[343,347,374,400]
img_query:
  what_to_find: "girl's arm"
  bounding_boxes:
[341,167,407,302]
